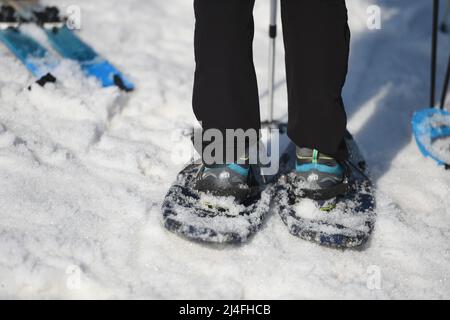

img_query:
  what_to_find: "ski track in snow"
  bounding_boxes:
[0,0,449,299]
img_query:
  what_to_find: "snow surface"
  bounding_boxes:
[432,137,450,163]
[0,0,450,299]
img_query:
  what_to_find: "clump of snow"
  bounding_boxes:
[292,198,370,232]
[293,199,322,220]
[198,193,247,217]
[431,137,450,163]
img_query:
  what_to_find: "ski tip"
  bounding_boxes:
[28,73,57,90]
[36,73,57,86]
[113,74,134,92]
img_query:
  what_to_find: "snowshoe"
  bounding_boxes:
[161,161,271,244]
[272,132,376,248]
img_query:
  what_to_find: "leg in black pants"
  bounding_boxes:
[281,0,350,160]
[193,0,260,163]
[193,0,350,161]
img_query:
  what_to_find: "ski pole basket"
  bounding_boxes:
[412,0,450,169]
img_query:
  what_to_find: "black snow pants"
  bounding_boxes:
[193,0,350,162]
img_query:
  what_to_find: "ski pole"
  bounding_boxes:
[267,0,278,125]
[440,53,450,109]
[431,0,440,107]
[440,0,450,32]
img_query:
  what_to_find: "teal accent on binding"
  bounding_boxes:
[312,149,318,164]
[227,163,249,177]
[296,163,343,175]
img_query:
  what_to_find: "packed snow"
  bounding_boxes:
[0,0,449,299]
[432,137,450,163]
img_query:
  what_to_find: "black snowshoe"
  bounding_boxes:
[161,161,271,244]
[272,132,376,248]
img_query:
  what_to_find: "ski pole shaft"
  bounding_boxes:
[440,53,450,109]
[267,0,277,124]
[441,0,450,31]
[431,0,439,107]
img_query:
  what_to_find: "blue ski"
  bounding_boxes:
[0,4,57,85]
[44,25,134,91]
[8,0,134,91]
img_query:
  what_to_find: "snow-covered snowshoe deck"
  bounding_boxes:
[272,133,376,248]
[162,163,271,244]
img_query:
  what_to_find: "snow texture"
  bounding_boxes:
[432,137,450,163]
[0,0,450,299]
